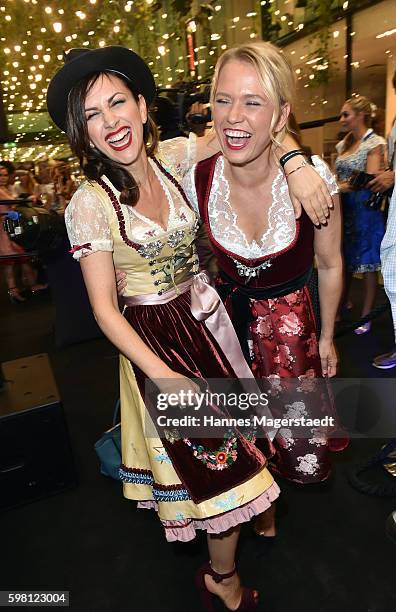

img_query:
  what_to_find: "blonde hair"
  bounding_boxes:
[210,41,295,146]
[345,95,374,127]
[341,95,375,153]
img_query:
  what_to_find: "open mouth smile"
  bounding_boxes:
[224,129,252,150]
[105,126,132,151]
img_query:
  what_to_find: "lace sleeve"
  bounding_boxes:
[65,183,113,260]
[365,134,387,152]
[158,133,198,178]
[311,156,339,196]
[181,164,199,215]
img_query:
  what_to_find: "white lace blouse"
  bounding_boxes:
[182,155,338,259]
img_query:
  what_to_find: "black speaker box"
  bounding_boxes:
[0,354,77,511]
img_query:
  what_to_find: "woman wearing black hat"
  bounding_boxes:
[47,46,333,612]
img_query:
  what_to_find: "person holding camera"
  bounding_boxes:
[335,95,387,334]
[186,99,211,138]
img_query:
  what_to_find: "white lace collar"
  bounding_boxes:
[207,155,296,260]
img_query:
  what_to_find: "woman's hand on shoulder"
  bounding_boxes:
[285,158,334,226]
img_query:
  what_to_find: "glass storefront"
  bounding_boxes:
[270,0,396,162]
[351,0,396,127]
[283,20,347,124]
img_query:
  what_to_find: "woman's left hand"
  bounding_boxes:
[286,162,334,226]
[319,337,338,378]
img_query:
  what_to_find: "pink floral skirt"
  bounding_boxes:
[248,286,348,484]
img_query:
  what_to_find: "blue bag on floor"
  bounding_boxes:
[94,400,121,480]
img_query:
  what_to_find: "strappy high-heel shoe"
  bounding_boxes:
[195,562,259,612]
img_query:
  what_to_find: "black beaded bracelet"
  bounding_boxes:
[279,149,307,168]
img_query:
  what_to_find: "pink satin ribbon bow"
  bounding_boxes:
[190,271,255,381]
[190,271,276,441]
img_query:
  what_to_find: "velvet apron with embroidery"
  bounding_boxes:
[123,290,267,503]
[195,153,348,485]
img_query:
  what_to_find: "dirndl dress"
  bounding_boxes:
[335,130,386,273]
[183,152,348,485]
[65,146,279,542]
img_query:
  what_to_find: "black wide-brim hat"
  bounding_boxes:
[46,46,156,133]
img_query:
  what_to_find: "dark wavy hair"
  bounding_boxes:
[66,71,159,206]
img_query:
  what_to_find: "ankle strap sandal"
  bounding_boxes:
[195,561,259,611]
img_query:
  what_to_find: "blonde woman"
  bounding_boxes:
[336,96,387,333]
[182,41,346,549]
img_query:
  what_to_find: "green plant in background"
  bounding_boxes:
[171,0,191,15]
[260,0,281,42]
[264,0,341,87]
[306,0,339,87]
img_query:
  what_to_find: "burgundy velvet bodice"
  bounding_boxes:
[195,153,315,287]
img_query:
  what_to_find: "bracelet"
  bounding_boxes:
[279,149,307,168]
[285,160,308,178]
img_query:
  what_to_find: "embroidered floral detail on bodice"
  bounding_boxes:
[65,147,201,296]
[99,160,199,293]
